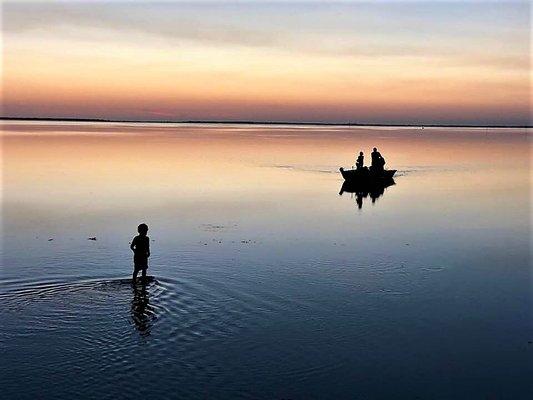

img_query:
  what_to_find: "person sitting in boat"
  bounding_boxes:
[371,147,385,172]
[356,152,364,170]
[379,155,386,170]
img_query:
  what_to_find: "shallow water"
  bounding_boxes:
[1,122,531,399]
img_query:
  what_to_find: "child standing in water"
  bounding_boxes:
[131,223,150,283]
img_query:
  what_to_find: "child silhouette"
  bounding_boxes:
[131,223,150,283]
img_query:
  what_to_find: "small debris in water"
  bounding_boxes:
[48,238,54,241]
[88,237,97,241]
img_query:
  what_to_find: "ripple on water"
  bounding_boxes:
[1,274,325,399]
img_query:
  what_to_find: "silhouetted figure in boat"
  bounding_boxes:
[356,152,365,170]
[370,147,386,172]
[131,223,150,283]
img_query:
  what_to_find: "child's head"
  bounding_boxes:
[137,223,148,235]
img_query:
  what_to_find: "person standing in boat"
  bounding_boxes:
[371,147,385,172]
[356,151,364,170]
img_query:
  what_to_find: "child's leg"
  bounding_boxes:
[132,268,139,283]
[141,268,147,282]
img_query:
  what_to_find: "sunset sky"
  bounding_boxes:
[2,1,531,125]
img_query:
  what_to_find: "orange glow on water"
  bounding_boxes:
[2,123,529,214]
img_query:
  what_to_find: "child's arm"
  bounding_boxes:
[147,238,150,258]
[130,237,136,251]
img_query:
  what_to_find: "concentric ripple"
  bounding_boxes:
[1,274,317,399]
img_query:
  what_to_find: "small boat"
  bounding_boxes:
[339,167,396,181]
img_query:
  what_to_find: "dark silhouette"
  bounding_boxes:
[339,178,395,210]
[131,223,150,283]
[356,192,365,209]
[340,147,395,181]
[356,151,365,170]
[370,147,386,172]
[130,283,154,337]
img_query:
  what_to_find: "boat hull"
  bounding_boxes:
[339,167,396,181]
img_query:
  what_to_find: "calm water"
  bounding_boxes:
[1,122,531,399]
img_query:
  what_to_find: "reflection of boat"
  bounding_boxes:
[339,178,395,210]
[339,167,396,181]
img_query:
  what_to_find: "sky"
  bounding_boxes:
[1,1,531,125]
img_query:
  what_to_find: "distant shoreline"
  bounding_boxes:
[0,116,530,129]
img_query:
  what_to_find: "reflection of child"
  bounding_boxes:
[131,223,150,283]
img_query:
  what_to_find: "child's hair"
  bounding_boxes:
[138,223,149,235]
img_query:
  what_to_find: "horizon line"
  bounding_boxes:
[0,116,530,129]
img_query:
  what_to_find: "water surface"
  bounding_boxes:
[1,122,531,399]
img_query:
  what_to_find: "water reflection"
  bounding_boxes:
[1,122,531,399]
[130,282,156,337]
[339,179,395,209]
